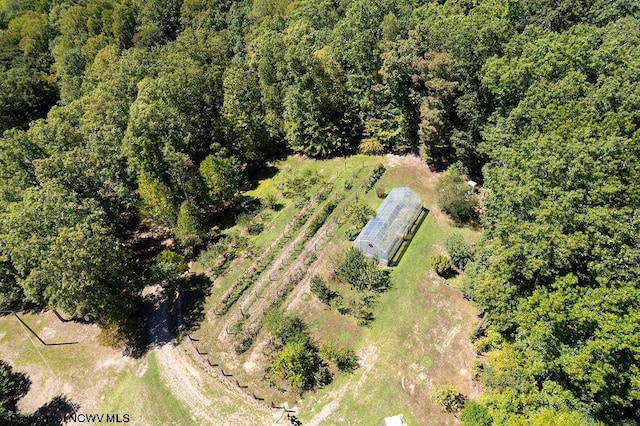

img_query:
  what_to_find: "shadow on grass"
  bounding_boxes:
[0,361,31,411]
[33,395,78,425]
[389,207,429,268]
[179,275,212,333]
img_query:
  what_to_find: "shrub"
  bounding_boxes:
[346,202,375,229]
[247,220,264,235]
[338,248,390,292]
[446,234,474,270]
[306,198,338,237]
[264,192,280,210]
[432,384,465,412]
[363,164,386,192]
[320,342,359,373]
[263,307,307,345]
[271,341,319,390]
[375,186,385,198]
[358,137,384,155]
[461,401,492,426]
[431,254,451,276]
[471,360,484,376]
[436,166,478,224]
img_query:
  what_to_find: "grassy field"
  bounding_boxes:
[190,154,481,425]
[292,155,480,425]
[101,352,194,425]
[0,154,481,425]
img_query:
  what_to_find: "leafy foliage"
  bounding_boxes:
[309,275,340,306]
[430,254,451,277]
[445,234,473,270]
[175,201,204,249]
[319,342,359,373]
[338,248,391,293]
[431,384,465,413]
[461,401,492,426]
[436,166,477,224]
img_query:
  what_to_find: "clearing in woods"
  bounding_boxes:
[0,154,480,425]
[188,154,481,425]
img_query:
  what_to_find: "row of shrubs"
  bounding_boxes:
[305,196,340,238]
[362,164,386,192]
[216,182,336,315]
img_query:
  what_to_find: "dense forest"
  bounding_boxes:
[0,0,638,423]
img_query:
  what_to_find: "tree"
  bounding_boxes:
[0,65,56,133]
[272,341,322,390]
[137,170,176,226]
[199,155,241,207]
[338,248,390,292]
[151,250,187,292]
[0,361,29,411]
[175,200,204,249]
[461,401,492,426]
[436,166,477,224]
[0,184,138,322]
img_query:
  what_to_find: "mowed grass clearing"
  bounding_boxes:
[292,155,480,425]
[190,154,481,424]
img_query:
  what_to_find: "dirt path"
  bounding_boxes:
[147,285,269,425]
[146,285,219,424]
[306,343,379,426]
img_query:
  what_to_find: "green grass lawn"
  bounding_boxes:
[101,352,194,425]
[294,156,480,424]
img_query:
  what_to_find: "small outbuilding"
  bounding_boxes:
[384,414,408,426]
[353,187,423,266]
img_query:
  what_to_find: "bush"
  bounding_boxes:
[263,307,307,345]
[347,202,375,229]
[363,164,386,192]
[320,342,359,373]
[306,198,338,237]
[375,186,385,198]
[446,234,474,270]
[271,341,320,390]
[461,401,492,426]
[432,384,466,412]
[471,360,484,376]
[247,220,264,235]
[436,166,478,224]
[431,254,451,276]
[264,192,280,210]
[338,248,390,292]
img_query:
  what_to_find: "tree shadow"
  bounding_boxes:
[389,207,429,267]
[32,395,78,426]
[245,163,280,191]
[0,361,31,411]
[179,274,212,333]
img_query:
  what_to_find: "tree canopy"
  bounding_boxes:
[0,0,638,422]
